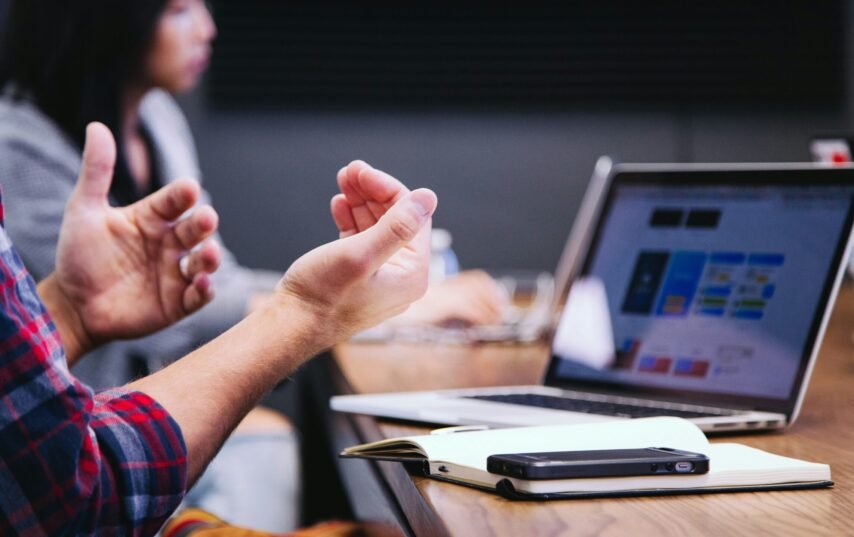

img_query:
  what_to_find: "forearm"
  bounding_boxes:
[129,295,328,483]
[37,273,92,365]
[0,247,187,533]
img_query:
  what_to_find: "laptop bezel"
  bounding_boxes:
[541,163,854,419]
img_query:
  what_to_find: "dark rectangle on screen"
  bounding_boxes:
[650,209,684,228]
[686,209,721,228]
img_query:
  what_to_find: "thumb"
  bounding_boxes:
[351,188,437,272]
[72,122,117,205]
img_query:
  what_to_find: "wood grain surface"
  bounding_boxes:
[335,283,854,537]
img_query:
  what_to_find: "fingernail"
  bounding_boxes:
[410,189,437,217]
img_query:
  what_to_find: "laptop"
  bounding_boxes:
[331,162,854,432]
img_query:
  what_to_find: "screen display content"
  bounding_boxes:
[552,182,854,401]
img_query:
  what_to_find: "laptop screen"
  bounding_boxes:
[548,169,854,412]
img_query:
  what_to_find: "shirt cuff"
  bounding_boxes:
[91,388,188,533]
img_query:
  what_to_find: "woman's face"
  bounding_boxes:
[144,0,217,94]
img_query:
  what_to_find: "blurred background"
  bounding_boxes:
[60,1,854,273]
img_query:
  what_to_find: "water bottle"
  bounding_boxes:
[430,228,459,283]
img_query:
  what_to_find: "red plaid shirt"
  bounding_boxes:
[0,191,188,535]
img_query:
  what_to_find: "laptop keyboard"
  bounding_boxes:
[467,393,732,419]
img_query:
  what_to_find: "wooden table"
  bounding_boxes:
[328,283,854,537]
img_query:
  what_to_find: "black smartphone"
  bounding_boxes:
[486,447,709,480]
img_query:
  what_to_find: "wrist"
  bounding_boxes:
[257,290,341,361]
[36,273,95,364]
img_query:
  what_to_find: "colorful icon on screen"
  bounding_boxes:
[638,355,672,374]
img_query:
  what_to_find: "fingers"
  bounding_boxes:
[330,194,358,238]
[445,291,503,326]
[139,178,201,223]
[356,166,409,207]
[180,240,221,281]
[336,161,370,204]
[172,204,219,250]
[71,122,117,206]
[409,270,508,326]
[442,302,497,326]
[341,162,381,232]
[182,272,215,315]
[456,270,510,322]
[337,161,411,232]
[177,219,221,317]
[347,188,437,273]
[127,179,219,252]
[467,290,506,325]
[356,167,409,222]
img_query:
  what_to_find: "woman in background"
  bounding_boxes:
[0,1,298,532]
[0,0,505,531]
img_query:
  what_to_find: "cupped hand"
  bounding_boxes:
[51,122,221,350]
[332,164,507,328]
[274,161,437,346]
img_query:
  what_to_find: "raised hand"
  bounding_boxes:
[330,160,409,237]
[131,162,434,481]
[40,122,221,359]
[332,162,508,329]
[274,160,437,346]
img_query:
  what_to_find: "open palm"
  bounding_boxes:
[54,123,221,345]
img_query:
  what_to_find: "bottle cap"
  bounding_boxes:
[431,228,453,251]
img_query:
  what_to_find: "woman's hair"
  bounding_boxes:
[0,0,170,204]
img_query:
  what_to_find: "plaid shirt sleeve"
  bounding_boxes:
[0,195,188,536]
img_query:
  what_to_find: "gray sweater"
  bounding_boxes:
[0,89,281,389]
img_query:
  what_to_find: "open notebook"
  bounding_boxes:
[340,418,831,500]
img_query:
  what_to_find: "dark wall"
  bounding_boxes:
[180,4,854,275]
[207,2,844,110]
